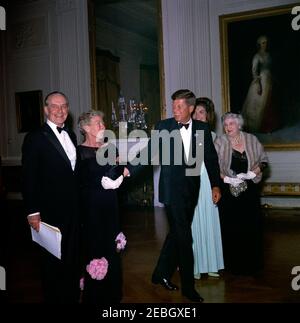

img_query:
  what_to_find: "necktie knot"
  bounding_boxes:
[57,125,67,133]
[178,122,189,129]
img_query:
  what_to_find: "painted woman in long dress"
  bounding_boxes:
[242,35,279,133]
[191,98,224,279]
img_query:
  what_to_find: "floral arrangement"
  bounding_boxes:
[115,232,127,251]
[86,257,108,280]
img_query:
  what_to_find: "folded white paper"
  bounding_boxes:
[31,222,62,259]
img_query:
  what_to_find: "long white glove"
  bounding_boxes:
[236,171,256,180]
[101,175,124,190]
[223,176,244,187]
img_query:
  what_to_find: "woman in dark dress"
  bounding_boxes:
[214,113,268,275]
[77,110,125,303]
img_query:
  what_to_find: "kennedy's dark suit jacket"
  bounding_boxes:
[22,123,80,265]
[128,118,220,206]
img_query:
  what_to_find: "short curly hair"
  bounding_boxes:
[78,110,104,135]
[221,112,244,129]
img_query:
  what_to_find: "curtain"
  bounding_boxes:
[140,64,161,129]
[96,49,120,128]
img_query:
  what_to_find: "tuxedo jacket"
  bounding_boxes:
[22,123,80,261]
[128,118,220,206]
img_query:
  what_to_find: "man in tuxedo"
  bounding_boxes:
[127,89,221,302]
[22,91,80,303]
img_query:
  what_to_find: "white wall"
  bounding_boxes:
[161,0,300,207]
[1,0,91,165]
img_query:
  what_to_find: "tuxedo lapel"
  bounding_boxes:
[68,130,78,147]
[190,120,196,161]
[169,118,183,165]
[170,118,180,131]
[42,123,73,169]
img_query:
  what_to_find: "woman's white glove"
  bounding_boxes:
[101,175,124,190]
[236,171,256,180]
[223,176,244,187]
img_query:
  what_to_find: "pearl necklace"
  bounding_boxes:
[229,133,242,146]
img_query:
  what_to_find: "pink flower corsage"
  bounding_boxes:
[86,257,108,280]
[115,232,127,251]
[79,277,84,290]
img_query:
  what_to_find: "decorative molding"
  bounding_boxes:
[262,182,300,196]
[12,16,47,49]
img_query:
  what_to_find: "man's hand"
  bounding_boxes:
[212,187,221,204]
[101,175,124,190]
[27,213,41,232]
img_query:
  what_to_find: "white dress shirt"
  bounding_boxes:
[47,119,77,171]
[179,119,192,161]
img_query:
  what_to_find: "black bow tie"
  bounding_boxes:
[57,125,68,133]
[178,122,190,129]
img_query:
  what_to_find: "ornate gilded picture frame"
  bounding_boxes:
[220,4,300,150]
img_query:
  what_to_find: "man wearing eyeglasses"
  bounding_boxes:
[22,91,80,303]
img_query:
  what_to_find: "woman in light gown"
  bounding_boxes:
[242,35,279,133]
[191,98,224,279]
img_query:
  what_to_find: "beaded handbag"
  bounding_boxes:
[229,180,247,197]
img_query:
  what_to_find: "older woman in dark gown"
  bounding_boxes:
[77,110,125,303]
[214,113,268,275]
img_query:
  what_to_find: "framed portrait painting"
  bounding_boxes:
[15,90,43,133]
[220,5,300,150]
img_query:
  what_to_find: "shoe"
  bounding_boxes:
[152,277,179,291]
[182,289,204,303]
[194,273,201,279]
[208,272,220,278]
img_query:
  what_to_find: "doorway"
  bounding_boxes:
[89,0,164,130]
[88,0,164,207]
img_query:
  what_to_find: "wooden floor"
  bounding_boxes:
[5,201,300,303]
